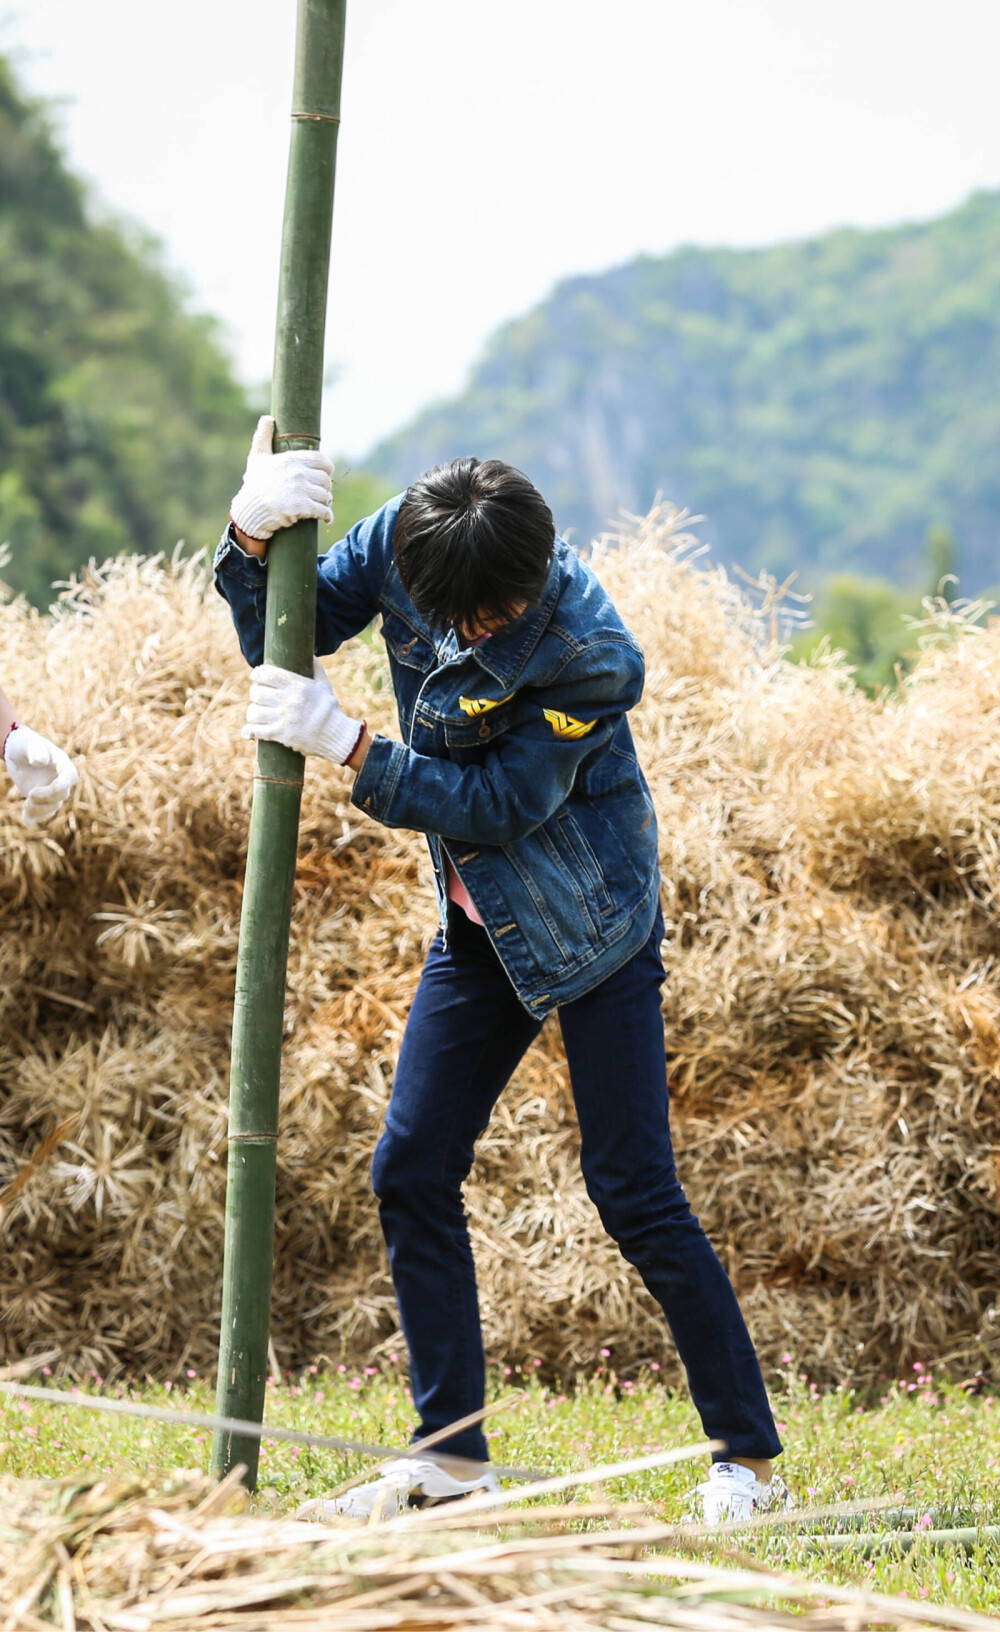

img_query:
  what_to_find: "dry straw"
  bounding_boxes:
[1,1450,996,1632]
[1,511,999,1383]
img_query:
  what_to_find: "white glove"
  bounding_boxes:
[243,660,363,764]
[230,414,334,542]
[4,724,79,825]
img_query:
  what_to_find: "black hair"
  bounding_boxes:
[393,457,555,630]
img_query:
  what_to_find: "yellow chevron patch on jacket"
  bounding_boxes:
[458,691,514,717]
[543,708,597,741]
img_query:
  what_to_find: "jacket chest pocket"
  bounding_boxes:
[381,610,435,672]
[444,701,515,748]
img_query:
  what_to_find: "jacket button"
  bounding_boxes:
[399,639,414,656]
[478,722,490,739]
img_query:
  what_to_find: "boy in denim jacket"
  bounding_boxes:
[215,416,787,1522]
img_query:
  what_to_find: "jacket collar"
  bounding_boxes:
[380,542,565,687]
[467,545,563,688]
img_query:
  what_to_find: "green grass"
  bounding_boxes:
[2,1358,998,1612]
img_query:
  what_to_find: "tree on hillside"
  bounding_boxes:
[793,522,974,692]
[925,522,958,604]
[797,574,919,693]
[366,194,1000,592]
[0,59,394,606]
[0,57,256,604]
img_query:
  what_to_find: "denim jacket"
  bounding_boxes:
[214,496,660,1016]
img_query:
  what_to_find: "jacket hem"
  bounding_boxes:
[509,878,661,1017]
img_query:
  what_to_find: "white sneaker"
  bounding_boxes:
[313,1456,499,1520]
[693,1461,794,1525]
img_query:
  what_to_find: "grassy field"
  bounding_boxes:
[1,1359,998,1614]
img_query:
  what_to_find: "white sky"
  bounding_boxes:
[6,0,1000,460]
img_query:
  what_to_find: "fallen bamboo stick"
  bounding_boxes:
[0,1380,539,1481]
[800,1524,1000,1557]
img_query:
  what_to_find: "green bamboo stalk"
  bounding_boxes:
[801,1525,1000,1556]
[212,0,347,1488]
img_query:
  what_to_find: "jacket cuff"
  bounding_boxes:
[350,734,407,824]
[213,521,269,583]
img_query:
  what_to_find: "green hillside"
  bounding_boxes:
[367,194,1000,591]
[0,57,256,604]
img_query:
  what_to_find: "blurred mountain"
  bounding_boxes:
[0,55,258,603]
[367,193,1000,590]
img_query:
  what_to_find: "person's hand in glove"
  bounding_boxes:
[230,414,334,556]
[3,723,79,825]
[243,659,369,767]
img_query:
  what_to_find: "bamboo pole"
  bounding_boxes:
[212,0,347,1488]
[801,1525,1000,1557]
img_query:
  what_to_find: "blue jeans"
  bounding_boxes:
[372,906,782,1465]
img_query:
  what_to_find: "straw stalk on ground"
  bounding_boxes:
[2,1446,998,1632]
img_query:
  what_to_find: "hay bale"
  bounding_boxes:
[0,518,998,1383]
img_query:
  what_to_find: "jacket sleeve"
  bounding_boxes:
[213,495,403,666]
[351,636,645,845]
